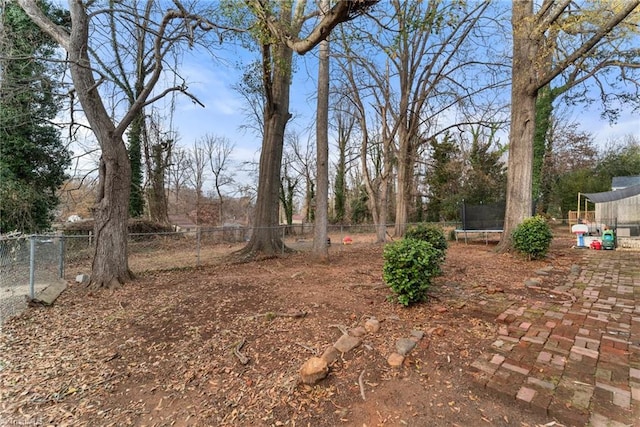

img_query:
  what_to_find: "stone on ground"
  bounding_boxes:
[349,326,366,337]
[396,338,416,356]
[334,335,361,353]
[321,345,339,365]
[387,352,405,368]
[32,280,67,306]
[299,357,329,385]
[364,318,380,333]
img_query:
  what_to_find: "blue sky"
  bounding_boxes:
[64,1,640,184]
[168,41,640,168]
[168,49,324,169]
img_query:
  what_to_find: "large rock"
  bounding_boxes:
[299,357,329,385]
[396,338,416,356]
[349,326,366,337]
[334,335,361,353]
[321,345,339,365]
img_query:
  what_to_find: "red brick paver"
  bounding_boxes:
[470,250,640,426]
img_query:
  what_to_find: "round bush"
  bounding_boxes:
[404,223,447,272]
[511,215,553,260]
[383,238,441,306]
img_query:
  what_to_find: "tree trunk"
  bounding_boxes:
[240,42,293,257]
[375,178,389,243]
[533,85,555,213]
[91,150,132,287]
[58,2,132,287]
[497,0,537,252]
[394,127,413,236]
[128,112,144,218]
[312,12,330,261]
[334,139,346,222]
[147,143,169,224]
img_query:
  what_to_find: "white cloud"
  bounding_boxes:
[580,110,640,147]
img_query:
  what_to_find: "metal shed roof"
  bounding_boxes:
[584,184,640,203]
[612,176,640,189]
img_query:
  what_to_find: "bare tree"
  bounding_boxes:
[17,0,229,287]
[166,147,192,212]
[330,100,358,223]
[287,133,316,223]
[237,0,376,258]
[498,0,639,251]
[204,134,235,224]
[143,112,174,224]
[335,1,508,236]
[190,140,208,226]
[233,60,265,139]
[312,0,330,260]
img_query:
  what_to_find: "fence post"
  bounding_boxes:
[58,235,65,279]
[29,235,36,299]
[282,226,285,255]
[196,227,201,267]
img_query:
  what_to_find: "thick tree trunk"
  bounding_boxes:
[58,2,132,286]
[312,28,330,261]
[240,43,293,257]
[394,132,413,236]
[497,0,537,252]
[91,149,132,287]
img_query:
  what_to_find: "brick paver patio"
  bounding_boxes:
[471,250,640,426]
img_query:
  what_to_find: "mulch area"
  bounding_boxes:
[1,236,583,426]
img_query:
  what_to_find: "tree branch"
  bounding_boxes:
[250,0,378,55]
[536,1,640,90]
[17,0,70,49]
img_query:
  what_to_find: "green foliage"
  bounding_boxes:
[404,223,447,268]
[0,1,70,232]
[383,238,442,306]
[461,125,507,205]
[333,142,346,223]
[595,138,640,181]
[350,185,371,224]
[533,85,555,205]
[511,216,553,260]
[553,136,639,218]
[425,133,463,221]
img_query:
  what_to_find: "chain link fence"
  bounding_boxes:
[3,219,636,328]
[1,234,64,325]
[0,222,461,327]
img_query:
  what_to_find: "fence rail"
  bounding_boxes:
[3,219,637,327]
[1,223,461,325]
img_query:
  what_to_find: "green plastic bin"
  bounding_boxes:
[602,230,615,250]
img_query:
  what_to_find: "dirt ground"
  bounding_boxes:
[0,232,582,427]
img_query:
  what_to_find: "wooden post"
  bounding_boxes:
[577,192,581,223]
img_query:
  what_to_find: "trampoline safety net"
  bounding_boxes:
[460,202,505,230]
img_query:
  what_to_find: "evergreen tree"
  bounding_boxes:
[461,126,506,205]
[425,134,463,222]
[0,1,70,232]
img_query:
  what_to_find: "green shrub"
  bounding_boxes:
[383,238,441,306]
[404,223,447,272]
[511,215,553,260]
